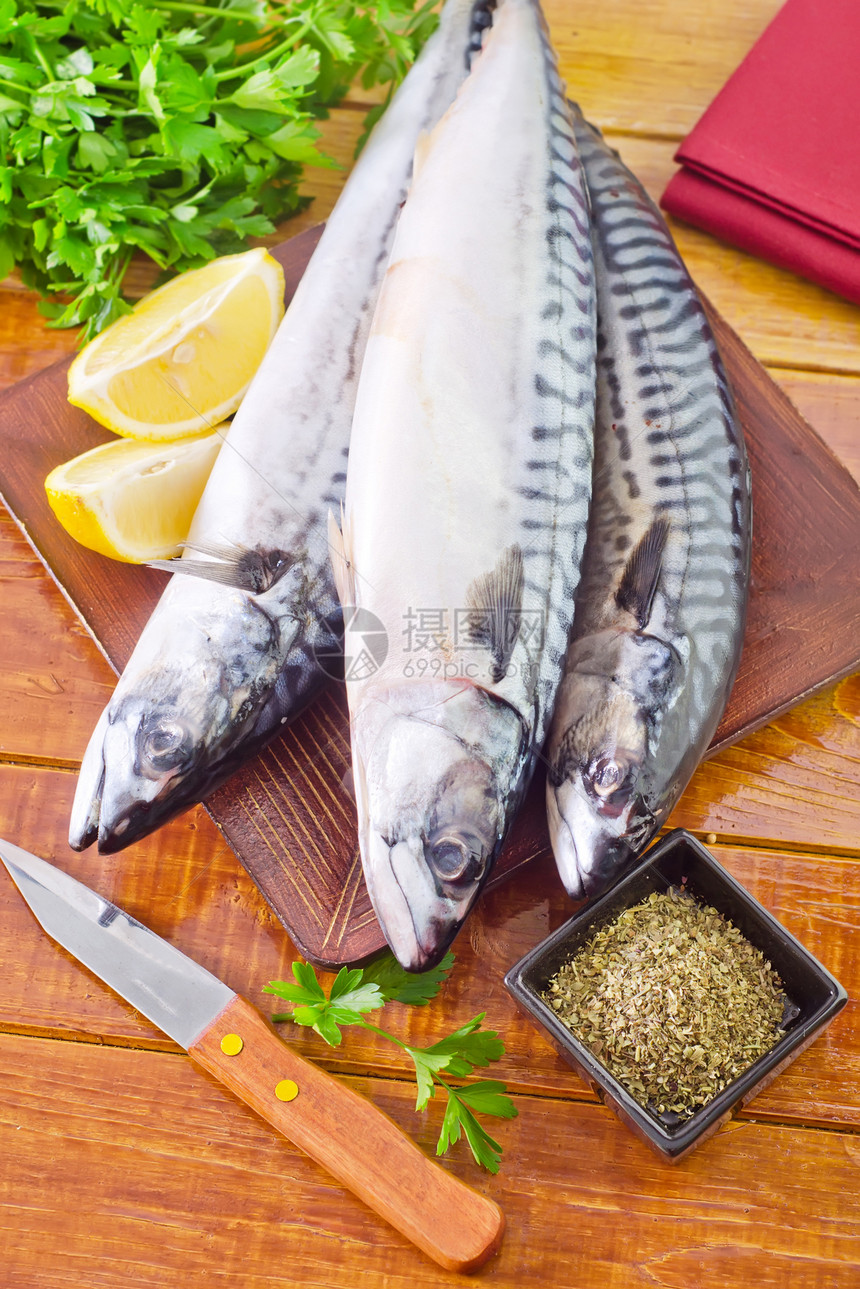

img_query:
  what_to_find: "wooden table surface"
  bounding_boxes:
[1,2,858,1285]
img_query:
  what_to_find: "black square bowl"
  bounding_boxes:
[504,829,847,1162]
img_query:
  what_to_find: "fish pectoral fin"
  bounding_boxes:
[148,541,297,594]
[327,506,356,607]
[464,543,525,683]
[615,516,670,629]
[182,537,244,562]
[147,557,252,588]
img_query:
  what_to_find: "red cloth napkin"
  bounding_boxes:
[661,0,860,305]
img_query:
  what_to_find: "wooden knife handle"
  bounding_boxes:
[188,994,505,1272]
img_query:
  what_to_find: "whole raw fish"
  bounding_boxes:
[545,109,752,900]
[68,0,489,854]
[331,0,596,970]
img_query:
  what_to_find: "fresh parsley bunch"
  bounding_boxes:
[0,0,438,339]
[265,952,518,1174]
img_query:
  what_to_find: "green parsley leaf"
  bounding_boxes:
[360,949,455,1005]
[0,0,439,341]
[437,1085,514,1175]
[417,1014,506,1072]
[402,1013,508,1108]
[327,965,386,1017]
[265,961,385,1044]
[453,1079,518,1120]
[266,954,515,1172]
[405,1046,453,1109]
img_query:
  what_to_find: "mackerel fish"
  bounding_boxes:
[331,0,596,970]
[545,109,752,900]
[68,0,489,854]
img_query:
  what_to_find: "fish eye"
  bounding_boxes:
[428,836,483,885]
[591,756,625,797]
[140,719,190,771]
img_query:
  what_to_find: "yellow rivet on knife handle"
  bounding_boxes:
[275,1079,299,1102]
[221,1033,244,1056]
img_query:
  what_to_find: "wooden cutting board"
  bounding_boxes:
[2,224,859,967]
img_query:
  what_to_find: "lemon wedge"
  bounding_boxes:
[67,247,285,440]
[45,432,225,562]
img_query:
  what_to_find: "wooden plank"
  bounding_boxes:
[1,1032,858,1289]
[0,764,855,1130]
[669,674,860,854]
[210,0,819,142]
[772,371,860,485]
[0,508,115,766]
[545,0,786,137]
[341,0,789,140]
[0,289,78,389]
[702,303,860,749]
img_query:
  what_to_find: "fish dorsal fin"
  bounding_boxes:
[464,543,525,683]
[328,506,356,607]
[615,516,670,628]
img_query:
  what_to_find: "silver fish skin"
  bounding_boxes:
[545,109,752,901]
[68,0,487,855]
[332,0,596,970]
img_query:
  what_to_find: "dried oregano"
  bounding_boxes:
[544,887,787,1119]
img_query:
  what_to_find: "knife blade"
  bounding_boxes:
[0,839,505,1273]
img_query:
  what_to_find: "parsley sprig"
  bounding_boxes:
[265,952,517,1174]
[0,0,438,340]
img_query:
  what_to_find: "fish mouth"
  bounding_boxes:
[70,735,224,854]
[90,744,262,853]
[362,830,488,972]
[547,777,639,901]
[95,794,192,854]
[93,760,196,853]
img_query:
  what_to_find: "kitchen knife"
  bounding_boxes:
[0,839,505,1273]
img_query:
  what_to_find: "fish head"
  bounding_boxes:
[91,689,217,851]
[547,631,681,899]
[70,591,287,852]
[350,680,528,971]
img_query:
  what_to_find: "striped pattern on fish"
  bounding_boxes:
[68,0,487,855]
[516,46,596,744]
[545,109,751,900]
[332,0,596,970]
